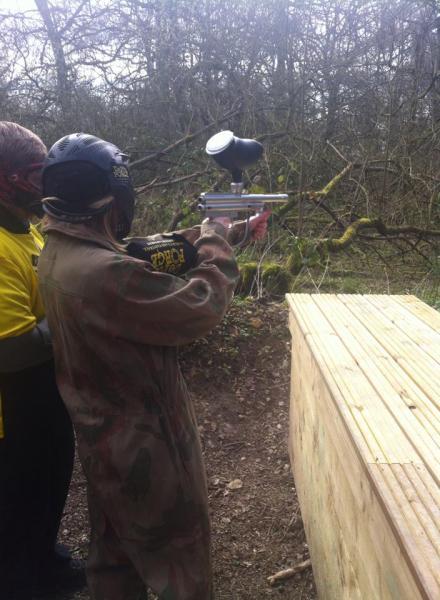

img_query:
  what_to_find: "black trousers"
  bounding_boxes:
[0,360,75,600]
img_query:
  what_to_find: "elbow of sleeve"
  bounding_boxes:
[174,289,232,346]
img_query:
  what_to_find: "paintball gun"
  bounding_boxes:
[127,131,290,269]
[198,131,288,243]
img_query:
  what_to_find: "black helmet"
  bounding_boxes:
[42,133,135,239]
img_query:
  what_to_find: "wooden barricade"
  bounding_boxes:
[286,294,439,600]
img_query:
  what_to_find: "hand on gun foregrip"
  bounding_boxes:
[249,210,271,241]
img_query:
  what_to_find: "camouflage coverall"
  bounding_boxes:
[38,220,239,600]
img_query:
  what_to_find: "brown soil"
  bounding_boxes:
[53,299,317,600]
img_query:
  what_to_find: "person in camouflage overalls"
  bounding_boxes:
[38,133,269,600]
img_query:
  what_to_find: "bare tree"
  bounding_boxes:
[0,0,437,260]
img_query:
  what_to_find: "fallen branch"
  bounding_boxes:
[267,558,312,585]
[320,218,440,253]
[310,162,354,198]
[278,163,353,220]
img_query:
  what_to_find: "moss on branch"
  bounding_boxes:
[277,163,353,219]
[321,218,379,252]
[319,218,440,253]
[237,261,292,295]
[311,163,353,198]
[235,215,439,296]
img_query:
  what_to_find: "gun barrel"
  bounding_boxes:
[200,192,288,203]
[199,203,264,212]
[198,192,288,213]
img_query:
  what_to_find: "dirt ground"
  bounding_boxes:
[53,299,317,600]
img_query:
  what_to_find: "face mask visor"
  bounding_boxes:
[0,163,45,217]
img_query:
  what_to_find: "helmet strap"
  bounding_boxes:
[42,196,112,223]
[113,192,135,240]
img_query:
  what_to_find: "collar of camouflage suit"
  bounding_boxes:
[42,219,120,251]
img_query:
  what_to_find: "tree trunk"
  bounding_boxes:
[34,0,71,114]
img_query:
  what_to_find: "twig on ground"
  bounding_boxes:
[267,558,312,585]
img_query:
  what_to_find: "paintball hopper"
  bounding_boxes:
[206,130,263,183]
[199,130,288,237]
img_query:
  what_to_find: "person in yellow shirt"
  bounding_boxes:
[0,122,84,599]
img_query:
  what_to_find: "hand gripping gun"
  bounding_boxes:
[198,131,288,243]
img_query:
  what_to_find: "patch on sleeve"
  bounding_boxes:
[126,234,198,276]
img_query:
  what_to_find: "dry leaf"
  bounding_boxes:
[227,479,243,490]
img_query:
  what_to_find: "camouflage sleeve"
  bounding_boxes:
[127,221,248,251]
[87,223,239,347]
[124,222,247,276]
[172,222,248,246]
[127,225,202,247]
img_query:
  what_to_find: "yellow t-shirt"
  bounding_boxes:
[0,223,45,437]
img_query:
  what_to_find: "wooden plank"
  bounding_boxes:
[288,306,429,599]
[325,295,440,440]
[288,340,363,599]
[309,294,440,483]
[369,464,440,594]
[410,463,440,516]
[289,317,380,599]
[288,308,381,464]
[292,294,439,547]
[390,465,440,556]
[366,295,440,364]
[287,293,440,600]
[289,294,420,464]
[394,295,440,331]
[338,295,440,409]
